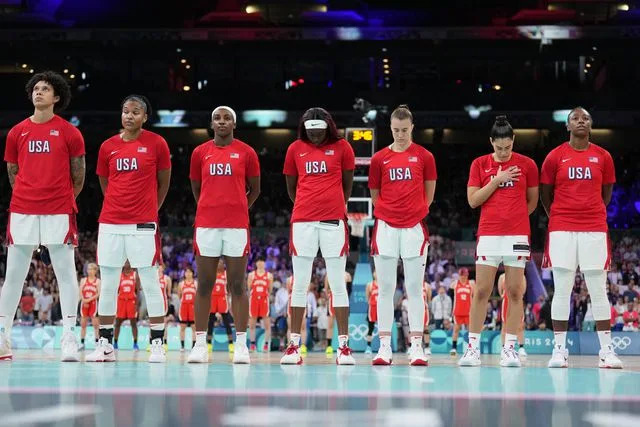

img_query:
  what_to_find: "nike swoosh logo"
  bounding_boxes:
[485,169,492,173]
[104,350,114,355]
[561,159,571,163]
[205,154,214,160]
[299,152,309,157]
[110,151,119,155]
[21,132,30,136]
[383,160,391,164]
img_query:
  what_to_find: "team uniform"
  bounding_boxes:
[468,152,539,268]
[422,282,431,328]
[96,130,170,267]
[158,273,169,315]
[189,138,260,257]
[250,272,270,318]
[367,281,379,323]
[117,271,137,319]
[210,272,229,314]
[369,143,436,258]
[179,281,197,325]
[453,280,473,326]
[4,115,84,247]
[80,278,100,318]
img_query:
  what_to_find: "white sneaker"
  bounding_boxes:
[148,339,166,363]
[280,342,303,365]
[0,331,12,361]
[518,346,528,360]
[450,348,457,356]
[187,344,209,363]
[61,332,80,362]
[599,345,623,369]
[500,347,521,367]
[548,348,569,368]
[424,347,432,357]
[85,338,116,362]
[372,344,392,366]
[408,345,428,366]
[233,344,251,364]
[364,346,372,355]
[336,345,356,365]
[458,347,481,367]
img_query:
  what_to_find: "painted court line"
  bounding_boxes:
[5,404,101,425]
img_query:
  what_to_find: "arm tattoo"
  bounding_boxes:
[7,163,18,188]
[70,156,86,195]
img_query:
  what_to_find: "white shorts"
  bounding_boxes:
[544,231,610,271]
[7,212,78,247]
[371,219,429,259]
[475,235,529,268]
[290,220,348,258]
[97,223,161,268]
[194,227,249,258]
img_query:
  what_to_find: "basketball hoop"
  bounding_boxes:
[347,212,368,238]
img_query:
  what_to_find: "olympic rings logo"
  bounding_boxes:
[611,336,632,350]
[349,323,375,340]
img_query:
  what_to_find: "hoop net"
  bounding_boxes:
[346,212,368,238]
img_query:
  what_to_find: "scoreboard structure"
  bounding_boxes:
[345,127,375,236]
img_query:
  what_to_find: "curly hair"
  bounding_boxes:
[25,71,71,112]
[297,107,340,144]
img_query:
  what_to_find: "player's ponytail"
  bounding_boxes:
[490,115,514,140]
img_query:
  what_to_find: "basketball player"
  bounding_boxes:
[113,262,139,350]
[498,273,527,359]
[208,260,234,353]
[281,108,355,365]
[364,272,379,355]
[248,257,273,352]
[541,107,622,369]
[450,268,473,356]
[323,270,351,355]
[285,276,308,354]
[86,95,171,363]
[459,116,538,368]
[1,71,85,362]
[369,105,437,366]
[179,267,197,352]
[158,263,172,348]
[79,263,101,349]
[187,106,260,364]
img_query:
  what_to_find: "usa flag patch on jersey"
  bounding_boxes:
[230,153,239,158]
[325,150,334,155]
[589,156,599,163]
[50,129,59,136]
[408,156,418,162]
[137,146,147,153]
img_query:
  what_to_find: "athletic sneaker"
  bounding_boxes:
[372,344,392,366]
[458,347,481,367]
[187,344,209,363]
[424,347,432,357]
[133,343,139,351]
[228,343,234,353]
[250,343,257,353]
[233,344,251,364]
[518,347,528,360]
[364,346,372,355]
[61,332,80,362]
[85,338,116,362]
[262,343,269,353]
[450,348,457,356]
[548,348,569,368]
[500,347,521,368]
[280,343,303,365]
[599,345,623,369]
[0,332,12,361]
[148,339,166,363]
[113,341,119,350]
[325,346,333,355]
[301,344,308,355]
[207,343,213,353]
[180,347,185,353]
[408,345,428,366]
[78,343,85,351]
[336,345,356,365]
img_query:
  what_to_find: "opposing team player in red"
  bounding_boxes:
[208,261,234,353]
[364,272,379,355]
[248,257,273,352]
[498,273,527,359]
[179,267,197,352]
[158,263,172,348]
[369,105,437,366]
[1,71,85,362]
[113,262,139,350]
[86,95,171,363]
[459,115,538,368]
[281,107,356,365]
[79,263,101,350]
[541,107,622,369]
[450,268,473,356]
[188,106,260,364]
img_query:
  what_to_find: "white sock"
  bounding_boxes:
[554,331,567,351]
[48,245,79,334]
[373,255,398,335]
[338,334,348,348]
[195,331,207,346]
[504,333,517,350]
[597,330,612,350]
[410,335,422,348]
[468,332,481,350]
[380,335,391,348]
[0,244,36,336]
[235,331,246,347]
[290,333,301,347]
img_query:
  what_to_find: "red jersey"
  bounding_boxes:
[118,272,137,300]
[368,144,437,228]
[540,142,615,232]
[368,281,379,307]
[4,115,85,215]
[81,277,99,300]
[159,274,169,295]
[189,139,260,229]
[212,273,227,297]
[96,130,171,224]
[453,280,472,316]
[422,282,430,306]
[181,281,197,304]
[283,138,355,222]
[623,310,639,328]
[250,271,270,301]
[468,152,538,236]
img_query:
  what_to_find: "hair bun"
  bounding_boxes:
[398,104,410,110]
[495,115,508,125]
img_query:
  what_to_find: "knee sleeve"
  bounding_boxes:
[0,245,35,333]
[291,256,313,307]
[137,266,165,318]
[98,266,122,317]
[325,257,348,307]
[551,267,573,321]
[403,256,427,333]
[373,255,398,333]
[583,270,610,321]
[48,245,78,319]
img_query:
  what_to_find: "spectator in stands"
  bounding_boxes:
[273,280,289,351]
[608,264,623,287]
[622,262,639,285]
[431,286,452,329]
[622,302,639,332]
[19,290,35,325]
[37,287,54,325]
[442,317,454,333]
[613,296,626,331]
[623,279,639,302]
[315,297,329,350]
